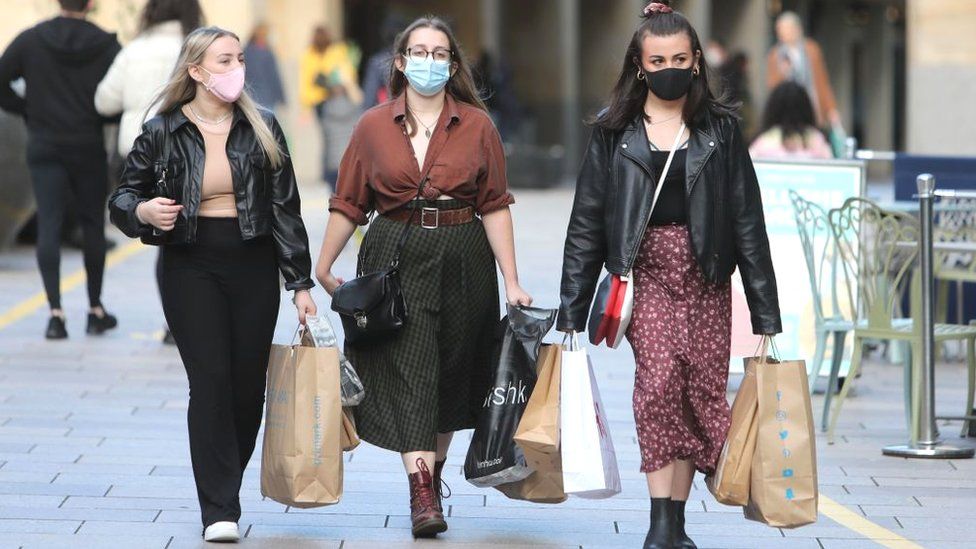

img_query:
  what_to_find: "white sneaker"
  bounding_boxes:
[203,521,240,543]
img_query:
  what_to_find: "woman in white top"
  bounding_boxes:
[96,0,203,344]
[96,0,203,156]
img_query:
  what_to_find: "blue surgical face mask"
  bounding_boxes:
[404,57,451,96]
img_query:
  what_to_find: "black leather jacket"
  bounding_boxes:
[109,107,314,291]
[558,111,781,335]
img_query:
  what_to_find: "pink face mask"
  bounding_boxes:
[199,66,246,103]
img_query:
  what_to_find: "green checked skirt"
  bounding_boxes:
[346,200,499,452]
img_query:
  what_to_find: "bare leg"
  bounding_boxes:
[402,451,436,474]
[645,461,675,498]
[670,459,695,501]
[435,432,454,462]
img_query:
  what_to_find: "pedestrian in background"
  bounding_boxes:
[299,25,362,188]
[243,21,286,113]
[558,2,781,547]
[96,0,203,346]
[750,81,833,160]
[0,0,120,340]
[767,11,840,130]
[108,26,316,542]
[316,16,532,538]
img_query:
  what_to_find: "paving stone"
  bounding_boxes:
[0,518,81,534]
[0,533,171,549]
[0,506,159,522]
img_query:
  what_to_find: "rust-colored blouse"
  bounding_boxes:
[328,93,515,225]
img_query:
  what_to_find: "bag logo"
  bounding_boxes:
[482,380,529,408]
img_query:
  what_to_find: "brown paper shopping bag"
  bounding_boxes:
[261,340,343,508]
[744,349,819,528]
[514,344,561,473]
[495,456,568,504]
[707,354,760,506]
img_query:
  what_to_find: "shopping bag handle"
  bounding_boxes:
[291,324,306,346]
[751,335,780,364]
[561,331,582,352]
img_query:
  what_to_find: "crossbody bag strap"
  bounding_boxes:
[647,122,687,218]
[624,122,686,279]
[389,170,433,268]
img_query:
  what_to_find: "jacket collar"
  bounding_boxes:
[165,104,250,134]
[618,111,719,195]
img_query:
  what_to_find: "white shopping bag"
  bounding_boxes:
[559,334,621,499]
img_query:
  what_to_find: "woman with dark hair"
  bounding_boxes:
[558,2,781,547]
[750,81,832,159]
[315,16,532,538]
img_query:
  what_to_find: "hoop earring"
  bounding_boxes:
[636,68,645,81]
[693,66,701,76]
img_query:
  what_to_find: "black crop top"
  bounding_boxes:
[648,148,687,226]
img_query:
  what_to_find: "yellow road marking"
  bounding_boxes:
[0,240,147,331]
[819,495,925,548]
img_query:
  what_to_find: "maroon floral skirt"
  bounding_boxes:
[626,224,732,474]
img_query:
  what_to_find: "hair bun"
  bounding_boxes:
[643,1,674,17]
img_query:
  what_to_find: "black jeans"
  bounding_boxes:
[160,218,280,527]
[26,138,109,310]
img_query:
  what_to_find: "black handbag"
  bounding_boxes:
[140,133,176,246]
[331,180,428,345]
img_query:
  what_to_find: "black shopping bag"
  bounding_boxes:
[464,304,556,487]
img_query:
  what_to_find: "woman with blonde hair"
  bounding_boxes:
[108,26,316,542]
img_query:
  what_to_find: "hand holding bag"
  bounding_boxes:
[589,123,686,348]
[331,179,428,345]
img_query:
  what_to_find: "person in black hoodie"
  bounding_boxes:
[0,0,121,339]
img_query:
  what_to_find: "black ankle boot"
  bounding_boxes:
[672,499,697,548]
[643,497,674,549]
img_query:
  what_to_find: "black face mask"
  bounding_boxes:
[643,66,694,101]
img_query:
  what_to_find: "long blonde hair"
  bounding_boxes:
[150,26,283,168]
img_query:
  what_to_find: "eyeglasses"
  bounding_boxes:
[405,47,452,64]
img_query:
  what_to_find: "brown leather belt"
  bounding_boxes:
[383,205,475,229]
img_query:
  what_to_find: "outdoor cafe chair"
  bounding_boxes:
[789,190,856,431]
[825,197,976,444]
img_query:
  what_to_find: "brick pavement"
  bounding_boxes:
[1,186,974,548]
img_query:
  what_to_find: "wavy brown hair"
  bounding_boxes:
[388,16,487,137]
[595,0,736,131]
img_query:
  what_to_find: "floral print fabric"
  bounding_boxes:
[627,224,732,474]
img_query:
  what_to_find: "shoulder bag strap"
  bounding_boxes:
[647,122,687,217]
[389,168,434,269]
[624,122,687,279]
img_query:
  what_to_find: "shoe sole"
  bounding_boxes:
[412,518,448,538]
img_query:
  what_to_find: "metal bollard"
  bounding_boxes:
[844,137,858,160]
[883,174,974,458]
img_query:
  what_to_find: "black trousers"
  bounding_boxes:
[160,218,280,526]
[26,138,109,310]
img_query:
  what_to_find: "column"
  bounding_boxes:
[560,0,581,181]
[906,0,976,155]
